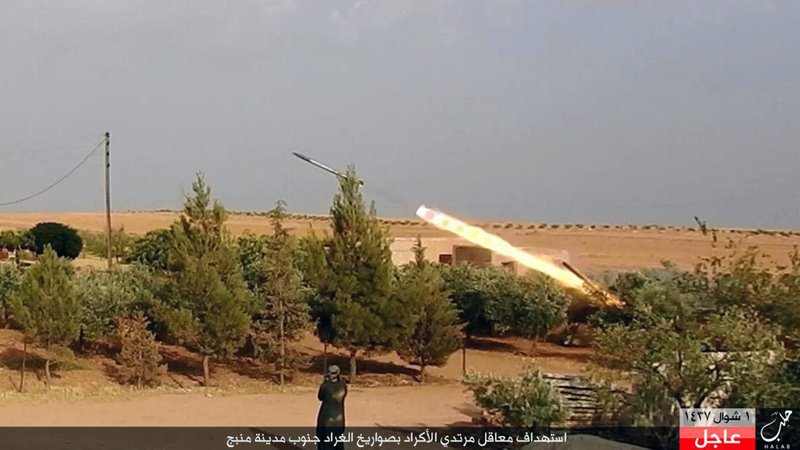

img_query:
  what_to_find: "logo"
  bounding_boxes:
[761,411,792,444]
[758,409,796,450]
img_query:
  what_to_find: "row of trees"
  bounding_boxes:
[0,168,570,389]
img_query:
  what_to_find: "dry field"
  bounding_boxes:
[2,211,800,272]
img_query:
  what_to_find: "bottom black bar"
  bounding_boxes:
[0,427,678,450]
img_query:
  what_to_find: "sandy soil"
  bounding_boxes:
[2,211,800,272]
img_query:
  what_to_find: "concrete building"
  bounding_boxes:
[390,237,570,275]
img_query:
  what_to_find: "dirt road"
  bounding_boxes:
[0,385,477,427]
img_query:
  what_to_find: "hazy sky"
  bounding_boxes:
[1,0,799,228]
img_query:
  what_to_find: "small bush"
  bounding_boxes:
[464,365,566,428]
[116,312,166,389]
[29,222,83,259]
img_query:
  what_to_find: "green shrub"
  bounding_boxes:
[125,229,173,271]
[464,365,566,428]
[0,264,22,326]
[29,222,83,259]
[80,227,134,261]
[489,272,568,341]
[75,265,156,343]
[0,229,33,251]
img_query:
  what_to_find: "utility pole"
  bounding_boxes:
[104,132,112,270]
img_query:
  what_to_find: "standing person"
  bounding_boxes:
[316,365,347,450]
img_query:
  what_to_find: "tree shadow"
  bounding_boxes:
[225,358,301,385]
[447,404,484,427]
[466,337,517,353]
[301,354,418,378]
[0,347,46,370]
[159,347,203,385]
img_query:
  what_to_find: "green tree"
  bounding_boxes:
[156,173,250,386]
[249,201,311,384]
[304,167,395,380]
[9,247,81,388]
[0,229,33,252]
[437,263,495,341]
[237,230,272,294]
[29,222,83,259]
[395,237,461,381]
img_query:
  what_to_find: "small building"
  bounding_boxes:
[389,237,570,275]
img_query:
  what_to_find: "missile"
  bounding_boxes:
[561,261,624,307]
[292,152,364,186]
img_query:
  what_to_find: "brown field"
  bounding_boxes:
[2,211,800,272]
[0,210,797,426]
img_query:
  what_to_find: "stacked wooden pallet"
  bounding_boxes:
[541,373,600,426]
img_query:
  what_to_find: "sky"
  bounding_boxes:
[1,0,799,228]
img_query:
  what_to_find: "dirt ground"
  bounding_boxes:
[2,211,800,272]
[0,327,588,426]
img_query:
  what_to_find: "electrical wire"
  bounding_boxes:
[0,137,106,206]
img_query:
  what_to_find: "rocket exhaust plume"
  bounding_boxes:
[416,205,623,307]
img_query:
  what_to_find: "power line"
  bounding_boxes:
[0,137,106,207]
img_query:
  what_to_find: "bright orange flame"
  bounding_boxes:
[416,205,587,293]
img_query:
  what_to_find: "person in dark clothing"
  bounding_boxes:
[316,365,348,450]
